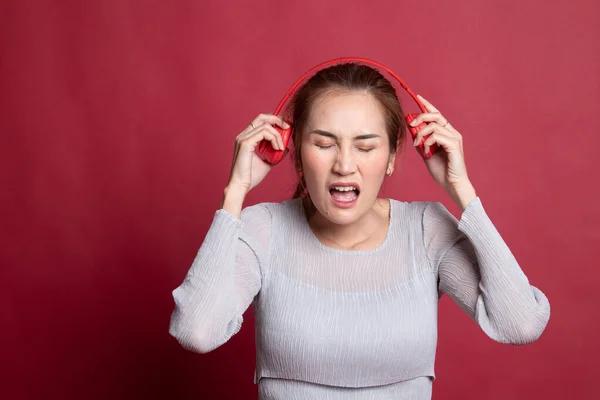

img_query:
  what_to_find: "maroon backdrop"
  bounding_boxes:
[2,0,598,398]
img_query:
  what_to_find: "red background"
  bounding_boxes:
[2,0,598,399]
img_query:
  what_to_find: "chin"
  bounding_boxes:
[313,190,370,225]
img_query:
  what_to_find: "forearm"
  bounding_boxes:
[458,198,534,296]
[448,181,478,212]
[456,198,550,343]
[221,184,248,219]
[169,209,250,353]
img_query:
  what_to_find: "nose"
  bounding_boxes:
[332,145,357,176]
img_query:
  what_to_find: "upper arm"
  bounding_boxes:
[234,203,273,306]
[421,200,550,343]
[168,203,273,353]
[423,202,480,318]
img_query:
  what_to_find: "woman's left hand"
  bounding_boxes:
[409,94,477,210]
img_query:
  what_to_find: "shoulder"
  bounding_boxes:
[240,198,302,225]
[389,199,466,269]
[388,198,461,244]
[388,198,455,223]
[237,199,302,258]
[240,202,272,223]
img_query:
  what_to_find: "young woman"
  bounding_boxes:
[169,62,550,399]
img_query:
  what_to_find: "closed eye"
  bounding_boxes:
[316,145,375,152]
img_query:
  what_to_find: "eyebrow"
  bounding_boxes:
[309,130,381,140]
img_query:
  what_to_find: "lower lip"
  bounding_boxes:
[329,191,359,208]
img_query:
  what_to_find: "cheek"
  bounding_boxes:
[360,154,390,175]
[301,145,332,176]
[301,146,336,196]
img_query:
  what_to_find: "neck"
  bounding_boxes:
[305,197,390,250]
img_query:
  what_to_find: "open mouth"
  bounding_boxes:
[329,185,360,204]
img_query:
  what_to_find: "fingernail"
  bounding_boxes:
[284,122,290,129]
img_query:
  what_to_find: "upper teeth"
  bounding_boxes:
[333,186,356,191]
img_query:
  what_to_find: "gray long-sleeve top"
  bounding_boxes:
[169,197,550,399]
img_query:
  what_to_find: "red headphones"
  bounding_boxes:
[255,57,439,165]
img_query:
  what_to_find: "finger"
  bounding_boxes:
[414,94,457,130]
[261,123,285,150]
[249,123,285,150]
[239,114,288,136]
[412,122,454,146]
[237,126,277,150]
[422,132,461,155]
[239,120,284,147]
[409,112,449,129]
[416,94,440,113]
[250,113,290,131]
[246,126,283,150]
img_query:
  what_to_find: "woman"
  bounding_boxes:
[169,62,550,399]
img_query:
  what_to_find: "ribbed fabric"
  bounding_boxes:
[169,197,550,399]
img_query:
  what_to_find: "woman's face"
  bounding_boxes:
[301,90,395,225]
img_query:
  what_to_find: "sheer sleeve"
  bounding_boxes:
[423,198,550,345]
[169,203,272,353]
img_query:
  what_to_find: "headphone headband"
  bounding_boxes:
[255,57,437,165]
[273,57,427,116]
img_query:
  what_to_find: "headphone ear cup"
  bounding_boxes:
[255,121,292,165]
[256,136,268,155]
[405,113,438,159]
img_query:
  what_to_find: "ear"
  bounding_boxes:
[387,152,396,175]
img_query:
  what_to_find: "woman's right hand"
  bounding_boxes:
[226,113,290,195]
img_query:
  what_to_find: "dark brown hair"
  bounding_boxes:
[286,62,407,199]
